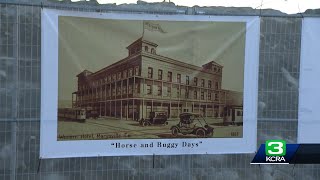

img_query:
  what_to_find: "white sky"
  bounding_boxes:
[72,0,320,14]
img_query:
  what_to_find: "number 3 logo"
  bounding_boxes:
[266,140,286,156]
[268,142,283,154]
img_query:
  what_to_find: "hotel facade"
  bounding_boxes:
[72,37,243,120]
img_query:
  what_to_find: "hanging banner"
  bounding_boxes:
[41,8,260,158]
[298,18,320,143]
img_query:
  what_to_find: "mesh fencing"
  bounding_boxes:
[0,1,319,180]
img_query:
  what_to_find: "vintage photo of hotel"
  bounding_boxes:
[57,17,245,140]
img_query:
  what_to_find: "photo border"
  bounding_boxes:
[40,9,260,158]
[298,17,320,143]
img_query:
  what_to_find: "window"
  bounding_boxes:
[158,85,162,96]
[147,85,152,94]
[177,87,180,98]
[148,67,153,79]
[117,86,121,95]
[128,68,133,77]
[215,82,219,89]
[135,66,140,76]
[135,84,140,93]
[167,87,171,96]
[112,88,115,96]
[112,74,116,81]
[201,79,205,87]
[108,76,111,82]
[237,110,243,116]
[167,72,172,82]
[186,76,189,85]
[145,46,149,52]
[123,86,127,94]
[151,48,156,54]
[158,69,163,80]
[215,93,219,100]
[194,91,197,99]
[123,70,127,79]
[208,93,212,100]
[214,67,217,72]
[177,74,181,83]
[128,85,133,94]
[194,77,198,86]
[201,92,204,100]
[185,89,189,98]
[99,89,102,98]
[208,80,212,88]
[118,72,122,80]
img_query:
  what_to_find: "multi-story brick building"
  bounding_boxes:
[72,37,242,120]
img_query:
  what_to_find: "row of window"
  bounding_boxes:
[144,46,156,54]
[226,109,243,117]
[79,84,140,98]
[80,66,140,90]
[148,67,220,88]
[79,86,220,101]
[129,46,156,56]
[80,66,221,90]
[146,85,219,100]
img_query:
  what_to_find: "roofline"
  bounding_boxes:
[208,61,223,68]
[126,37,142,49]
[76,70,92,77]
[87,53,141,77]
[83,51,222,78]
[126,37,158,49]
[142,40,158,47]
[78,37,223,78]
[141,52,222,76]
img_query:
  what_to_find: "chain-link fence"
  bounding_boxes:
[0,0,319,179]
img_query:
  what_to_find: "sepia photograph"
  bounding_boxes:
[56,16,246,141]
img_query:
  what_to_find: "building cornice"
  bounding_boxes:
[89,53,141,78]
[126,37,158,50]
[141,52,222,76]
[78,37,224,78]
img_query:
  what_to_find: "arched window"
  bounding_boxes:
[151,48,156,54]
[145,46,149,52]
